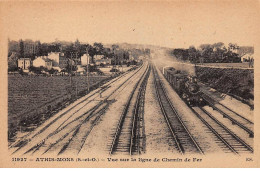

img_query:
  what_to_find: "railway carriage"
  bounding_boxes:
[163,67,204,106]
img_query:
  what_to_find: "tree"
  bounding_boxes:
[188,46,198,63]
[112,44,119,52]
[65,60,77,74]
[172,48,189,61]
[39,43,49,56]
[48,68,58,75]
[103,48,113,58]
[75,39,80,51]
[87,45,97,63]
[79,44,88,57]
[212,42,225,49]
[228,43,239,52]
[113,49,127,65]
[48,44,60,53]
[19,39,24,58]
[93,42,104,55]
[123,51,129,60]
[199,44,213,63]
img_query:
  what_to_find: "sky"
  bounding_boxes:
[1,1,259,48]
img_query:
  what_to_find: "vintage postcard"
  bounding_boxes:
[0,0,259,168]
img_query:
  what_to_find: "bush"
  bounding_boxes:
[89,65,98,72]
[96,69,104,75]
[110,68,119,72]
[131,60,138,65]
[29,66,42,74]
[48,68,58,75]
[8,66,18,72]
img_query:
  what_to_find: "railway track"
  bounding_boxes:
[10,63,147,155]
[191,106,253,154]
[109,64,150,155]
[159,65,253,154]
[10,66,139,149]
[152,65,203,155]
[201,93,254,138]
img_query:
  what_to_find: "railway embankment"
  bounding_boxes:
[195,66,254,107]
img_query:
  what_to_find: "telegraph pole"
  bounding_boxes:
[86,49,90,92]
[75,52,78,97]
[70,52,73,89]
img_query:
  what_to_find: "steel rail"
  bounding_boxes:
[130,65,150,155]
[13,63,146,155]
[201,94,254,138]
[109,64,149,155]
[201,92,253,124]
[10,63,144,150]
[152,65,204,155]
[199,107,253,153]
[190,107,238,154]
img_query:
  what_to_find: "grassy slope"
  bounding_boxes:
[195,66,254,101]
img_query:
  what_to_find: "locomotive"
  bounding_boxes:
[163,67,204,106]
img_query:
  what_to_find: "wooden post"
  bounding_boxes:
[87,53,90,92]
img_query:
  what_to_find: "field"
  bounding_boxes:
[8,74,110,141]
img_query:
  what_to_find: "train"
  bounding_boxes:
[163,66,204,106]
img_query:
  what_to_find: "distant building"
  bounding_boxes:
[94,55,104,61]
[241,53,253,62]
[76,65,86,75]
[237,46,254,57]
[47,52,59,66]
[18,58,32,71]
[95,59,111,65]
[81,53,91,66]
[8,39,40,56]
[240,53,254,68]
[24,41,40,55]
[47,52,67,69]
[33,56,53,70]
[45,59,53,70]
[59,53,68,69]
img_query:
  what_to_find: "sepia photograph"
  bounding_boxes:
[0,0,259,168]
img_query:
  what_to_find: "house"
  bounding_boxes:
[241,53,253,62]
[237,46,254,57]
[76,65,86,75]
[23,40,40,56]
[33,56,53,70]
[44,59,53,70]
[81,53,91,66]
[94,55,104,61]
[58,53,68,69]
[47,52,59,66]
[8,39,40,56]
[18,58,32,71]
[47,52,68,69]
[95,59,112,65]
